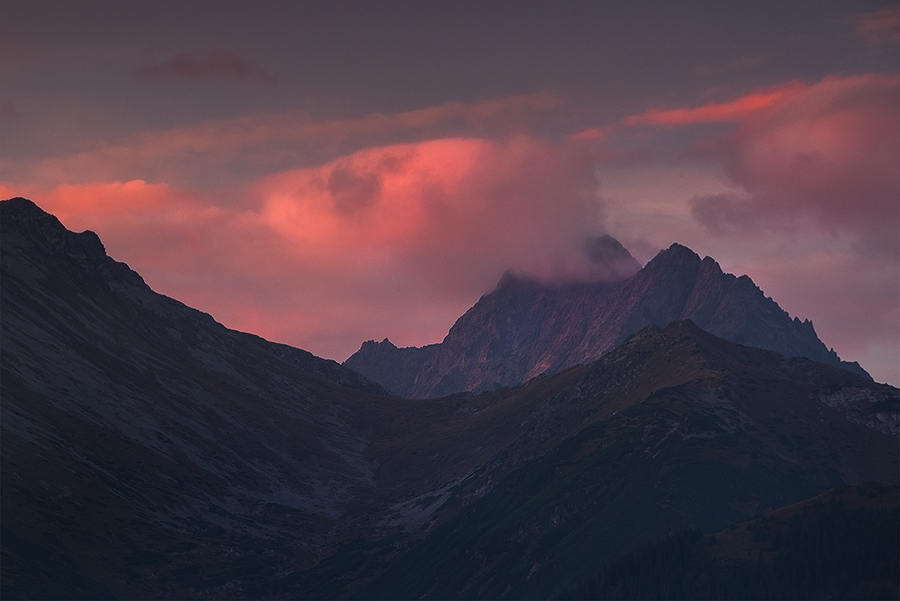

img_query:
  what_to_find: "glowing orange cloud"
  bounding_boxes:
[623,85,800,126]
[25,180,172,224]
[3,133,601,363]
[254,136,602,284]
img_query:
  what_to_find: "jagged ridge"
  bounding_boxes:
[346,241,869,398]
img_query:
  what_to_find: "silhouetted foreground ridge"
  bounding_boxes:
[2,197,896,599]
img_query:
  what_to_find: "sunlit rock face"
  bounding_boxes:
[347,240,868,399]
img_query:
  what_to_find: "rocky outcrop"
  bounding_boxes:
[343,338,438,399]
[347,242,870,398]
[815,386,900,436]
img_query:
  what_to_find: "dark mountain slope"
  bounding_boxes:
[346,242,868,399]
[2,197,896,599]
[560,483,899,600]
[0,197,389,396]
[316,322,898,599]
[0,198,394,598]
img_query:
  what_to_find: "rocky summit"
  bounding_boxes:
[2,197,897,599]
[346,239,868,399]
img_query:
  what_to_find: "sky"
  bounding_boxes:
[1,1,898,385]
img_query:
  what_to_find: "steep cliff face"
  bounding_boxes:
[408,274,612,398]
[569,244,853,370]
[347,242,869,398]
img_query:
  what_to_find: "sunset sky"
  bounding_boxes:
[2,1,898,385]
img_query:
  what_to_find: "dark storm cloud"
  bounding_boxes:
[328,164,383,215]
[137,48,277,84]
[852,4,900,45]
[695,53,768,77]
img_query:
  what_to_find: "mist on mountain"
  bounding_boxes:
[346,236,868,399]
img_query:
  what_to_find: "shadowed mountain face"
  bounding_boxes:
[1,197,394,597]
[345,322,897,599]
[2,198,897,599]
[559,483,899,600]
[346,240,869,399]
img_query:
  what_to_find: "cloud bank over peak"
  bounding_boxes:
[256,135,606,288]
[1,133,608,360]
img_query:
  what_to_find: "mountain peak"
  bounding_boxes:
[584,234,642,281]
[496,269,523,288]
[348,239,870,397]
[1,196,147,289]
[2,196,44,214]
[1,197,391,397]
[2,197,106,259]
[652,242,702,265]
[359,338,397,350]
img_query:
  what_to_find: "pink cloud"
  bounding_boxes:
[623,84,800,126]
[136,48,277,84]
[246,136,602,355]
[568,127,607,141]
[718,73,900,258]
[621,75,899,258]
[255,136,603,288]
[4,133,603,362]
